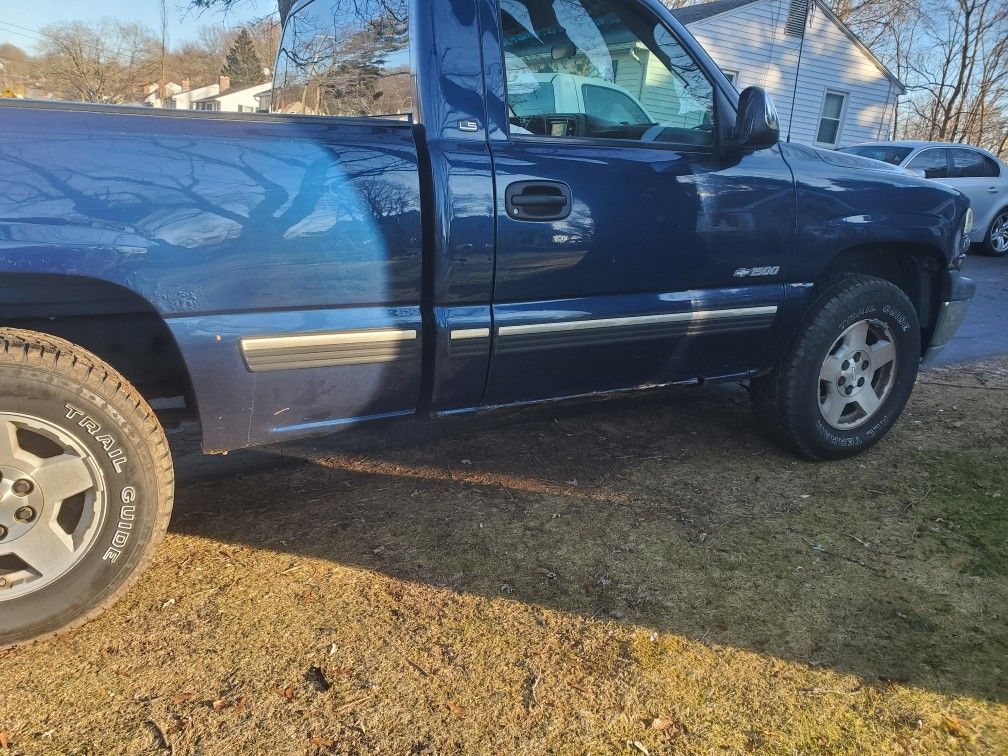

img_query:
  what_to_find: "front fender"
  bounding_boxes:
[781,143,969,280]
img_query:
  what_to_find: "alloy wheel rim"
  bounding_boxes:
[818,319,898,430]
[992,213,1008,254]
[0,413,106,602]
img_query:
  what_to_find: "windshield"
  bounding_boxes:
[839,145,914,166]
[509,74,558,117]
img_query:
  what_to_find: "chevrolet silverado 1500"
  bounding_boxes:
[0,0,975,645]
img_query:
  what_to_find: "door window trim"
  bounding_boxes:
[495,0,721,153]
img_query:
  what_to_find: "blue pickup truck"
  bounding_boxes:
[0,0,975,645]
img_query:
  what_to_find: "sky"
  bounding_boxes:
[0,0,278,53]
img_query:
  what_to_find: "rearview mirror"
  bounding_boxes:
[730,86,780,151]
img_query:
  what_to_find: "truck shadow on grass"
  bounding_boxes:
[169,373,1008,704]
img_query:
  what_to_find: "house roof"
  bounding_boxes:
[671,0,905,94]
[193,82,271,103]
[670,0,761,24]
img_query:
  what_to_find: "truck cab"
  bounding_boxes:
[0,0,975,646]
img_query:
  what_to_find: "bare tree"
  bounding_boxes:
[37,19,160,104]
[0,43,34,94]
[783,0,1008,154]
[273,0,411,116]
[901,0,1008,154]
[188,0,296,23]
[167,16,279,87]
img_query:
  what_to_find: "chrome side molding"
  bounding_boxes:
[449,328,491,340]
[497,305,778,336]
[240,329,418,372]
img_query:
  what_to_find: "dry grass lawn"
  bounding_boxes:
[1,359,1007,754]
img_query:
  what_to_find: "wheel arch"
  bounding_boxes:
[817,242,948,351]
[0,272,200,431]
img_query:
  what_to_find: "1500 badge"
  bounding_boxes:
[734,266,781,278]
[64,403,128,473]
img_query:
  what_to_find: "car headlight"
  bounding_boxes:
[964,207,974,235]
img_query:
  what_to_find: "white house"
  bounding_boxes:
[165,78,229,110]
[143,77,229,109]
[672,0,905,148]
[141,81,183,108]
[142,76,269,112]
[191,81,272,113]
[255,89,273,112]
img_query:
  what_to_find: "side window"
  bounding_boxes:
[906,149,949,179]
[949,149,990,178]
[273,0,412,118]
[983,155,1001,177]
[500,0,716,146]
[815,90,846,145]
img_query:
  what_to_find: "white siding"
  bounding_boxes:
[167,84,221,110]
[211,83,272,112]
[683,0,898,146]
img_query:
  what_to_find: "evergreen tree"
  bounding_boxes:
[221,29,264,88]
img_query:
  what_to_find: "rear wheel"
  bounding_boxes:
[751,275,920,460]
[0,329,173,648]
[983,207,1008,256]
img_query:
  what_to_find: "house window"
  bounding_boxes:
[815,90,846,145]
[722,69,738,85]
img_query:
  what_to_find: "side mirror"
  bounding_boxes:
[730,86,780,151]
[906,167,927,178]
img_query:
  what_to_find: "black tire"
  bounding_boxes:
[0,329,173,648]
[981,206,1008,257]
[751,275,920,460]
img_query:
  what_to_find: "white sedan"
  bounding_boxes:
[840,141,1008,256]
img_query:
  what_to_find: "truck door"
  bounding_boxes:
[480,0,795,405]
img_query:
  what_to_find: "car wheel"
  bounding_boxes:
[0,329,173,648]
[983,207,1008,256]
[751,274,920,460]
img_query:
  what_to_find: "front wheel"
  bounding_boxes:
[751,275,921,460]
[982,207,1008,256]
[0,329,173,648]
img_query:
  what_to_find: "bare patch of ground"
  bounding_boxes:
[2,360,1007,754]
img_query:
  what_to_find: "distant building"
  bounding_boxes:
[25,86,54,100]
[672,0,905,147]
[191,81,272,113]
[142,81,180,107]
[255,89,273,113]
[141,76,268,113]
[166,78,228,110]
